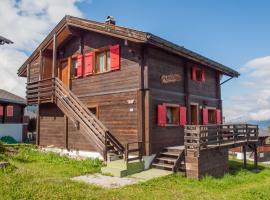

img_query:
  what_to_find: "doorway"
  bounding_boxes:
[58,59,70,88]
[190,104,199,125]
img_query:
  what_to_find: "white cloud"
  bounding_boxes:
[0,0,84,97]
[224,56,270,122]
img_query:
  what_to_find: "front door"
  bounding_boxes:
[58,59,70,88]
[190,104,199,125]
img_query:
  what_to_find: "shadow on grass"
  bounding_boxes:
[228,159,265,176]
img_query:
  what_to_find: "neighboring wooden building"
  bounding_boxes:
[0,89,27,142]
[17,16,259,178]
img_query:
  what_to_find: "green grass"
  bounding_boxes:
[1,146,270,200]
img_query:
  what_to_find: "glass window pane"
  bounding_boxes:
[99,52,104,73]
[106,51,110,72]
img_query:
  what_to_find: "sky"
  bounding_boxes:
[0,0,270,123]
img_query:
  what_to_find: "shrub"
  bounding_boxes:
[0,136,17,144]
[0,141,4,153]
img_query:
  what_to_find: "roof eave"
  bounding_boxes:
[146,33,240,78]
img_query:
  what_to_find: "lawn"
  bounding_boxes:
[1,145,270,200]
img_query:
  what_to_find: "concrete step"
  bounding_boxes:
[102,159,145,177]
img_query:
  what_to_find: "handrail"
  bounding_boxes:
[124,141,143,164]
[26,77,125,159]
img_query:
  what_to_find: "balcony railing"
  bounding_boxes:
[184,124,259,151]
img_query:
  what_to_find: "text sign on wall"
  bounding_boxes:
[160,74,182,84]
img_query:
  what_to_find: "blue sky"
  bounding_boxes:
[76,0,270,122]
[1,0,270,123]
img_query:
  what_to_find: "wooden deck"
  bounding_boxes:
[184,124,259,151]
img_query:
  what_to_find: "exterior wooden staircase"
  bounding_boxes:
[27,77,125,160]
[152,146,186,173]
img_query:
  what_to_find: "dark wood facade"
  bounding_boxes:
[18,16,239,157]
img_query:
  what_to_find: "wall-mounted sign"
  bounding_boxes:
[160,74,182,84]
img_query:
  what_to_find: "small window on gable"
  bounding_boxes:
[95,50,110,74]
[166,106,179,125]
[192,67,205,82]
[6,105,13,117]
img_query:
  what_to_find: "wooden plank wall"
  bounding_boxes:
[146,46,220,154]
[29,56,40,82]
[39,103,66,148]
[38,30,142,151]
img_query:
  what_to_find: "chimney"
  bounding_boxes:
[105,16,116,25]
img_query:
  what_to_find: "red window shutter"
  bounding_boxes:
[215,109,222,124]
[158,105,166,127]
[202,68,206,82]
[7,105,13,117]
[192,67,197,80]
[76,55,83,77]
[0,106,3,116]
[179,106,187,126]
[84,52,94,76]
[202,108,208,125]
[110,44,120,71]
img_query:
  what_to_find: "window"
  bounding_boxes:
[6,105,13,117]
[71,58,78,78]
[191,104,199,125]
[166,106,179,125]
[95,50,111,73]
[192,67,205,82]
[208,109,216,124]
[158,104,186,127]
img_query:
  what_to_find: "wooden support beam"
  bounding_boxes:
[138,44,146,155]
[142,46,151,155]
[52,33,57,78]
[184,60,191,124]
[39,50,43,81]
[254,144,258,170]
[64,115,68,150]
[243,145,247,169]
[26,64,30,83]
[36,105,40,146]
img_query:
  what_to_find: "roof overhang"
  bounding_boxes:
[18,15,239,78]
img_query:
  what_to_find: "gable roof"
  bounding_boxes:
[17,15,239,77]
[0,89,26,105]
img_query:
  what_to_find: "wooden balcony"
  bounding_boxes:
[26,78,55,105]
[184,124,259,152]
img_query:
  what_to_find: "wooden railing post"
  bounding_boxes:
[125,143,128,165]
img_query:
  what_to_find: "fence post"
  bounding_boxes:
[243,145,247,169]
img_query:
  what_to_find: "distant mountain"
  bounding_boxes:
[249,120,270,129]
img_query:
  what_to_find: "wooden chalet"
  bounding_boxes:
[0,89,27,142]
[17,16,259,179]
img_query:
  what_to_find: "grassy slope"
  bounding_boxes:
[0,146,270,200]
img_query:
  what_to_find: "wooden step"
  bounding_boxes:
[152,162,174,170]
[156,157,177,163]
[160,152,179,157]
